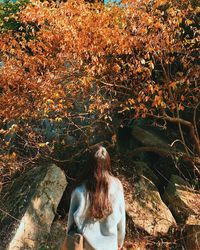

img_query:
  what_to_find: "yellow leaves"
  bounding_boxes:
[128,98,135,105]
[118,106,130,113]
[185,19,193,25]
[10,152,17,159]
[38,142,49,148]
[55,117,62,122]
[46,99,54,104]
[53,92,59,99]
[137,96,142,103]
[147,17,153,26]
[167,7,176,17]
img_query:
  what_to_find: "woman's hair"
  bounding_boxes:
[79,146,113,219]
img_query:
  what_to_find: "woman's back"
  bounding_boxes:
[67,175,125,250]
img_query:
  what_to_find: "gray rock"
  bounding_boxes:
[163,175,200,224]
[132,161,159,186]
[7,164,67,250]
[125,175,176,236]
[45,221,66,250]
[131,126,170,150]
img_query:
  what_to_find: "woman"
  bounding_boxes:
[63,146,126,250]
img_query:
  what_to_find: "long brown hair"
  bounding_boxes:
[80,146,113,219]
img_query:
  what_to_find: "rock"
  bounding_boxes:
[0,166,46,248]
[184,224,200,250]
[132,161,159,186]
[163,175,200,224]
[4,164,67,250]
[130,126,183,191]
[44,220,66,250]
[124,175,176,236]
[163,175,200,249]
[131,126,170,150]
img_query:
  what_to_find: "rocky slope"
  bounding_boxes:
[1,125,199,250]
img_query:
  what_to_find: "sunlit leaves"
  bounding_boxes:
[0,0,199,122]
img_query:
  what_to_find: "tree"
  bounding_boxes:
[0,0,199,184]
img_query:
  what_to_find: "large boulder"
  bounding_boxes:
[43,220,66,250]
[123,175,176,236]
[163,175,200,249]
[132,161,159,186]
[130,125,183,190]
[0,164,67,250]
[131,126,170,150]
[163,175,200,224]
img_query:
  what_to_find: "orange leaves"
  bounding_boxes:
[178,104,185,111]
[112,64,121,73]
[147,84,154,95]
[152,95,162,107]
[0,0,198,122]
[181,95,185,102]
[169,82,177,89]
[154,21,162,30]
[128,98,135,105]
[0,1,198,185]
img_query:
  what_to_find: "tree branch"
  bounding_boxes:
[99,80,132,91]
[193,102,200,142]
[128,146,200,176]
[147,113,200,155]
[176,106,190,156]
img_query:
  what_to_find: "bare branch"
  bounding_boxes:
[193,102,200,142]
[128,146,200,176]
[99,80,132,91]
[147,113,200,155]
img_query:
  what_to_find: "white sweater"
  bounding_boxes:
[67,176,126,250]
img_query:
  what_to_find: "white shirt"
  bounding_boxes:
[67,176,126,250]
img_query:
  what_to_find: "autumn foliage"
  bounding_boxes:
[0,0,199,183]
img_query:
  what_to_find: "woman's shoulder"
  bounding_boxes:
[109,175,123,192]
[72,183,87,196]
